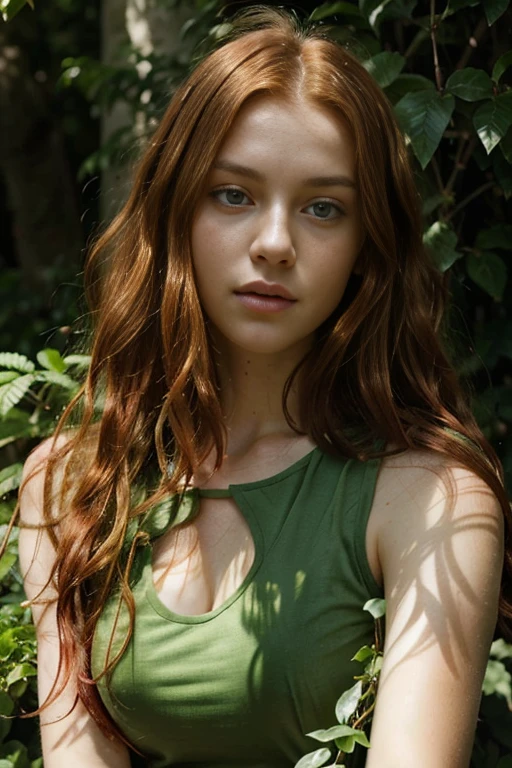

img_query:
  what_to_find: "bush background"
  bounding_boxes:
[0,0,511,765]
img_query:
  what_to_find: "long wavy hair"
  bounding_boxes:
[17,5,512,746]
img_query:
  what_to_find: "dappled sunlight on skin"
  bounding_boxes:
[151,498,255,616]
[375,457,503,687]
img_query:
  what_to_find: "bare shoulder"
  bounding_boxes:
[19,433,73,528]
[367,443,504,588]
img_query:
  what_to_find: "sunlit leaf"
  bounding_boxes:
[473,91,512,154]
[483,659,512,706]
[363,598,386,619]
[0,354,34,374]
[0,0,32,22]
[0,375,37,416]
[294,748,333,768]
[395,91,455,169]
[36,349,66,374]
[363,51,405,87]
[423,221,461,271]
[467,251,508,300]
[0,464,23,497]
[445,68,493,102]
[352,645,374,663]
[335,680,363,723]
[35,371,78,391]
[63,354,91,369]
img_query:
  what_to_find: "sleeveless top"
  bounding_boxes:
[91,444,385,767]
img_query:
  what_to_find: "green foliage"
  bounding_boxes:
[295,600,385,767]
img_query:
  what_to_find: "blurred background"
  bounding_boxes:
[0,1,511,766]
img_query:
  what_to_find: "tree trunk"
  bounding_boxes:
[101,0,192,222]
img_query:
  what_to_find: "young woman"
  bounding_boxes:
[18,7,511,768]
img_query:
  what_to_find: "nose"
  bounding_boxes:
[248,205,296,267]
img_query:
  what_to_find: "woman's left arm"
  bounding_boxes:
[366,454,505,768]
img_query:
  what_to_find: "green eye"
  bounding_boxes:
[306,201,342,220]
[214,188,250,206]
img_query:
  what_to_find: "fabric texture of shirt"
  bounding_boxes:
[91,444,385,768]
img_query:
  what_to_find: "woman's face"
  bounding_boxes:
[191,94,363,358]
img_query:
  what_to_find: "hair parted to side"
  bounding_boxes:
[14,4,512,746]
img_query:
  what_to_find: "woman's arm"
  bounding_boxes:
[366,451,504,768]
[18,439,132,768]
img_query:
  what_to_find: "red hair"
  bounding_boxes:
[17,6,511,746]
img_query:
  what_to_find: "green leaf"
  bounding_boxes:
[492,51,512,83]
[500,126,512,163]
[6,663,37,689]
[483,0,510,25]
[394,91,455,169]
[445,68,493,102]
[36,349,66,374]
[490,638,512,660]
[0,0,32,22]
[35,371,78,391]
[494,146,512,198]
[423,221,461,271]
[63,354,91,369]
[0,692,14,717]
[359,0,418,30]
[352,645,374,663]
[482,658,512,706]
[447,0,480,11]
[475,224,512,251]
[0,464,23,496]
[384,74,435,104]
[0,553,17,582]
[310,1,363,20]
[363,597,386,619]
[473,91,512,154]
[0,375,37,417]
[0,355,34,374]
[0,740,30,768]
[0,373,19,386]
[335,680,363,723]
[334,735,355,753]
[467,251,508,300]
[309,724,363,742]
[294,748,333,768]
[363,51,405,88]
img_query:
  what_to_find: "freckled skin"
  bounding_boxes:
[191,95,363,358]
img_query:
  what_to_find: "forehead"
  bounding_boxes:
[215,94,355,174]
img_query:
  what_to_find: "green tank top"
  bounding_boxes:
[91,444,385,767]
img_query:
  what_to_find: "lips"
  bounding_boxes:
[235,280,296,301]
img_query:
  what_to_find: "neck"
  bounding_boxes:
[210,333,311,457]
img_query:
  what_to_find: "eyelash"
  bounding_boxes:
[211,186,345,220]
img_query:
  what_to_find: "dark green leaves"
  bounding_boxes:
[363,51,405,87]
[445,68,493,102]
[0,0,34,22]
[492,52,512,84]
[310,1,363,20]
[483,0,510,25]
[395,91,455,169]
[474,92,512,154]
[467,251,508,301]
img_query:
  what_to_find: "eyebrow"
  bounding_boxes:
[212,159,356,189]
